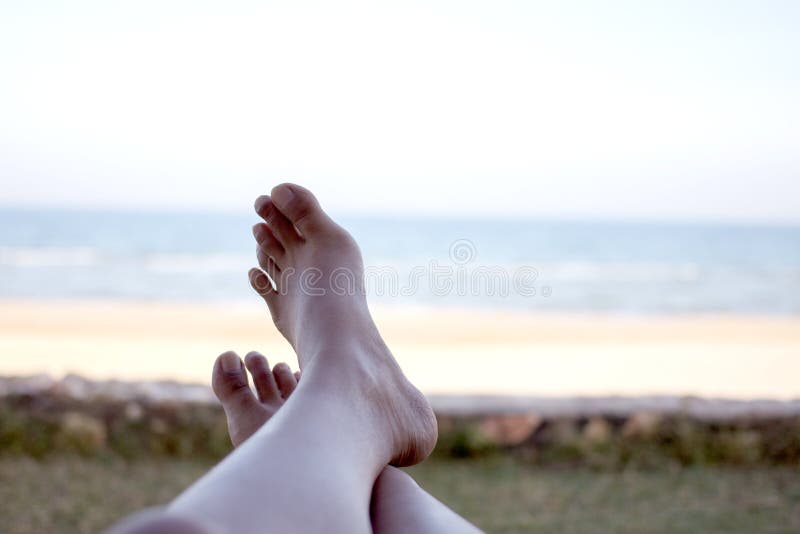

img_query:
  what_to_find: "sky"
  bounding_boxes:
[0,0,798,222]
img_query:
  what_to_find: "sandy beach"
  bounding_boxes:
[0,299,798,399]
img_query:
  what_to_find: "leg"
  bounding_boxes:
[170,370,388,532]
[112,183,437,533]
[105,508,212,534]
[210,351,482,534]
[371,467,483,534]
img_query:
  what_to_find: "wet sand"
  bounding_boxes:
[0,299,798,399]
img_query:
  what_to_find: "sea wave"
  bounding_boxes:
[0,246,251,274]
[143,253,251,274]
[4,245,797,285]
[539,261,702,282]
[0,246,101,267]
[1,209,799,314]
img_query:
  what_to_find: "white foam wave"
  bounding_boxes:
[0,246,251,274]
[143,253,251,274]
[0,246,101,267]
[539,261,701,282]
[362,259,703,283]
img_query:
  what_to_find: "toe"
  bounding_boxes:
[249,267,274,296]
[256,247,281,287]
[270,183,333,237]
[249,267,283,324]
[253,223,285,266]
[212,351,259,412]
[254,195,302,248]
[244,351,281,403]
[272,363,298,399]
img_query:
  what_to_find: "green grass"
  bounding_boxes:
[408,457,800,533]
[2,456,798,533]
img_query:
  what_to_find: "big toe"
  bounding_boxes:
[212,351,259,412]
[270,183,334,237]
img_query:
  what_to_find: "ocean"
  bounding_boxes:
[1,208,799,315]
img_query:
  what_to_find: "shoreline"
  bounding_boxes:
[1,299,798,399]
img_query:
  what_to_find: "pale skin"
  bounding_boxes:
[110,183,481,533]
[211,352,481,534]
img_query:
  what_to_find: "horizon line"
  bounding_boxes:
[1,202,799,229]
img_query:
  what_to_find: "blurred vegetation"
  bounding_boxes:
[3,456,800,533]
[2,393,799,533]
[2,392,800,468]
[433,412,800,468]
[0,393,232,460]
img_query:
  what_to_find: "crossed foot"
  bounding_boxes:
[212,350,299,447]
[213,183,437,466]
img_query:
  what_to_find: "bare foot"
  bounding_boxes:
[249,183,437,466]
[213,352,481,533]
[211,350,299,447]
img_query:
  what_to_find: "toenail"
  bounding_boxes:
[254,195,270,213]
[272,185,294,207]
[220,352,241,372]
[245,351,262,361]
